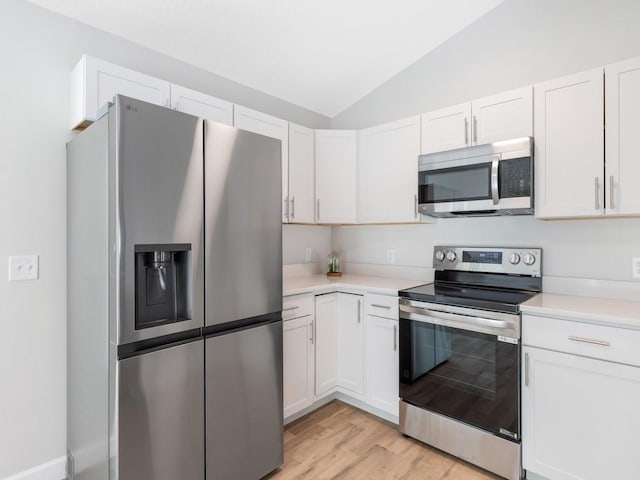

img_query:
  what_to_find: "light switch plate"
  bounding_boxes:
[632,257,640,279]
[9,255,39,281]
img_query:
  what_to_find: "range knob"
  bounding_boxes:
[435,250,445,262]
[523,253,536,266]
[509,253,521,265]
[446,251,457,262]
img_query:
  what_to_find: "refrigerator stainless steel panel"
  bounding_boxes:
[204,121,283,327]
[116,96,204,344]
[118,339,204,480]
[205,321,284,480]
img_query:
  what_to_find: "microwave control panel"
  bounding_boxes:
[500,157,531,198]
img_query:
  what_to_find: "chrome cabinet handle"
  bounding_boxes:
[310,319,314,344]
[316,199,320,221]
[393,325,397,351]
[524,352,530,386]
[464,117,469,145]
[357,299,361,323]
[282,306,299,312]
[609,176,615,210]
[371,304,391,310]
[414,194,418,218]
[595,177,600,210]
[491,155,500,205]
[473,115,478,144]
[291,196,295,219]
[568,335,610,347]
[284,196,289,220]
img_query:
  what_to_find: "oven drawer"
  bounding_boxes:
[283,294,314,320]
[365,294,398,320]
[523,314,640,367]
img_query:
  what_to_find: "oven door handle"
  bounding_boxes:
[491,154,500,206]
[399,303,518,338]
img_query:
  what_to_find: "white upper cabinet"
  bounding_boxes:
[420,87,533,155]
[70,55,170,129]
[288,124,315,224]
[471,86,533,145]
[170,84,233,125]
[357,116,421,223]
[534,68,604,218]
[233,105,289,222]
[315,130,357,224]
[605,56,640,216]
[421,102,471,154]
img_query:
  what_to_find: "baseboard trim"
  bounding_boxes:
[3,456,66,480]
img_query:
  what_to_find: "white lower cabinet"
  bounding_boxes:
[336,293,364,396]
[314,293,338,398]
[522,316,640,480]
[365,315,399,416]
[283,316,314,418]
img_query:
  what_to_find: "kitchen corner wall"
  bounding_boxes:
[0,1,330,478]
[283,225,332,265]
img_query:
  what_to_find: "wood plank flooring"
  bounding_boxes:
[269,401,500,480]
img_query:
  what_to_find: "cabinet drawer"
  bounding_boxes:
[523,314,640,367]
[283,294,314,320]
[365,294,399,320]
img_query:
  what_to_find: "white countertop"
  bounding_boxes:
[284,274,427,297]
[522,293,640,330]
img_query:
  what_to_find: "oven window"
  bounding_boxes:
[399,319,519,440]
[419,163,491,204]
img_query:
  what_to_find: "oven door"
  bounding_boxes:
[399,300,520,441]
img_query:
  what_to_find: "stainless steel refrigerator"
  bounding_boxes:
[67,95,283,480]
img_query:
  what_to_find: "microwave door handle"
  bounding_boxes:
[491,155,500,205]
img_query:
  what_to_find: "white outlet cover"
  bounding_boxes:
[632,257,640,279]
[387,249,396,265]
[305,248,312,262]
[9,255,39,281]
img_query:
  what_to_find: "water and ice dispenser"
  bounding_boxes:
[134,244,192,329]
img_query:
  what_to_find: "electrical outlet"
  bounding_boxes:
[305,247,312,262]
[633,257,640,279]
[386,249,396,265]
[8,255,39,281]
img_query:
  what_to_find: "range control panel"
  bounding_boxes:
[434,246,542,277]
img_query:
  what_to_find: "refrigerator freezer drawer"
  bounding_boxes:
[205,321,284,480]
[118,338,204,480]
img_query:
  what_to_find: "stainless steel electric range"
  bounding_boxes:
[398,246,542,480]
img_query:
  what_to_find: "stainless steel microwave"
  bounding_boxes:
[418,137,534,217]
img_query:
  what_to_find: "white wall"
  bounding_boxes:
[0,1,329,478]
[283,225,332,265]
[332,0,640,128]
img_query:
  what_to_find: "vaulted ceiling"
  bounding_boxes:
[26,0,504,117]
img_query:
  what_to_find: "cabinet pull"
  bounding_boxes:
[609,176,615,210]
[524,352,530,386]
[393,325,397,351]
[371,304,391,310]
[291,196,295,219]
[317,199,320,221]
[357,300,361,323]
[464,117,469,145]
[414,194,418,218]
[568,335,610,347]
[594,177,600,210]
[310,320,314,344]
[473,115,478,144]
[284,196,289,220]
[282,306,299,312]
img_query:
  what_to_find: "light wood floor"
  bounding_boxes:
[269,400,500,480]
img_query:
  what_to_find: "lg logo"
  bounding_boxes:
[125,104,139,112]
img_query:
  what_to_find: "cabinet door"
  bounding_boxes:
[315,130,357,224]
[283,316,314,418]
[336,293,364,395]
[314,293,338,397]
[534,69,604,218]
[605,56,640,215]
[288,123,315,224]
[70,55,170,129]
[234,105,289,222]
[358,116,420,223]
[170,84,233,126]
[522,346,640,480]
[471,86,533,145]
[420,102,471,154]
[365,315,399,417]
